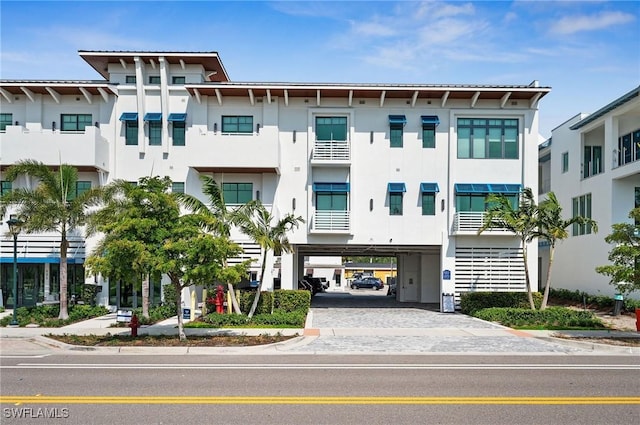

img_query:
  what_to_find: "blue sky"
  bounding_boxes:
[1,0,638,138]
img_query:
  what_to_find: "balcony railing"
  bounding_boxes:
[311,210,350,233]
[452,212,513,235]
[311,140,350,163]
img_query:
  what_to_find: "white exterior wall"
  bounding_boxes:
[0,51,549,309]
[541,88,640,299]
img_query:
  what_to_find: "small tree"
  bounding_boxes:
[537,192,598,309]
[238,201,304,318]
[477,187,540,309]
[177,176,253,314]
[1,160,103,320]
[596,208,640,296]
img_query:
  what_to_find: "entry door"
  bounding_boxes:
[19,265,40,307]
[401,271,419,302]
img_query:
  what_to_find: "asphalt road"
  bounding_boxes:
[1,354,638,425]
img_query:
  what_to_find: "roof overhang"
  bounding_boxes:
[78,50,229,82]
[569,85,640,130]
[185,82,550,107]
[0,81,116,104]
[191,166,279,174]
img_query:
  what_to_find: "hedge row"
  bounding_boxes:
[550,288,640,311]
[237,290,311,315]
[0,304,109,327]
[473,307,604,329]
[460,292,542,315]
[199,311,306,328]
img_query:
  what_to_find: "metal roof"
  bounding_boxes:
[570,85,640,130]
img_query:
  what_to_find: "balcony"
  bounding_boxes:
[310,210,351,234]
[187,132,280,173]
[310,140,350,166]
[1,125,109,171]
[452,212,514,236]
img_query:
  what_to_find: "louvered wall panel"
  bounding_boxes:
[454,246,526,301]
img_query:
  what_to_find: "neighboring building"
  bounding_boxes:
[538,86,640,299]
[0,50,550,310]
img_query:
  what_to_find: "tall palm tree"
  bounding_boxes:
[477,187,541,309]
[238,201,304,318]
[176,176,253,313]
[0,160,103,320]
[538,192,597,309]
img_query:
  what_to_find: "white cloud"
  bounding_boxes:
[350,20,397,37]
[549,11,635,35]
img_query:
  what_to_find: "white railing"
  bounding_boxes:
[313,210,350,232]
[452,212,513,235]
[312,140,350,161]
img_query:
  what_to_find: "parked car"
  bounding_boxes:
[351,277,384,290]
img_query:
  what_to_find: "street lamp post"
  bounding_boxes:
[6,218,22,326]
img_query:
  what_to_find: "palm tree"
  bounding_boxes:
[176,176,254,314]
[477,187,541,309]
[238,201,304,318]
[538,192,597,309]
[0,160,103,320]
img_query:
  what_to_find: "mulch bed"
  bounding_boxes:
[48,334,296,347]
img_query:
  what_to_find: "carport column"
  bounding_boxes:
[280,251,296,290]
[440,231,456,305]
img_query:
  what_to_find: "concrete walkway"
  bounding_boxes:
[1,292,638,355]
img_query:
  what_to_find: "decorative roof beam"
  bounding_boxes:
[248,89,255,105]
[79,87,93,104]
[348,90,353,107]
[179,59,186,70]
[20,86,35,102]
[470,91,480,108]
[149,58,156,69]
[284,89,289,106]
[500,92,511,108]
[97,87,110,103]
[529,92,542,109]
[0,87,13,103]
[441,91,450,108]
[379,90,386,107]
[316,89,321,106]
[266,89,272,104]
[411,90,419,107]
[215,88,222,105]
[45,87,61,104]
[193,88,201,104]
[119,58,127,70]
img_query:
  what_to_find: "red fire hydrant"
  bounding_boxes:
[215,285,225,314]
[129,313,140,337]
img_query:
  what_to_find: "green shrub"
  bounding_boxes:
[81,284,101,306]
[162,283,179,307]
[473,306,604,329]
[1,304,108,327]
[251,311,306,327]
[238,290,310,315]
[0,306,5,313]
[201,313,250,327]
[131,305,176,325]
[460,292,542,315]
[550,288,640,311]
[197,310,306,328]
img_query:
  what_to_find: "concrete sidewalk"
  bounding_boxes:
[1,305,638,355]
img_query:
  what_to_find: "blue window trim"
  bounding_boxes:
[313,183,350,192]
[167,113,187,122]
[387,183,406,193]
[388,115,407,125]
[143,113,162,122]
[119,112,138,121]
[454,183,521,194]
[420,183,440,193]
[421,115,440,126]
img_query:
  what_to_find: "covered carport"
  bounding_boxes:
[291,244,442,306]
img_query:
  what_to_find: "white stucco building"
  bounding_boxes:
[1,50,550,310]
[538,86,640,299]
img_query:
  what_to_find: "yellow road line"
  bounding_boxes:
[1,396,639,405]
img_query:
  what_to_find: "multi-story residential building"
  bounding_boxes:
[1,50,549,310]
[538,86,640,299]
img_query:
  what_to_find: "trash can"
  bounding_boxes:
[442,293,455,313]
[613,294,624,316]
